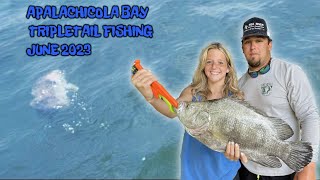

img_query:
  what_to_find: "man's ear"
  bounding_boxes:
[268,40,272,51]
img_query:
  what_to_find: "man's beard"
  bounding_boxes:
[248,58,261,68]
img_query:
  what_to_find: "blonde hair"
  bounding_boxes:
[191,42,244,100]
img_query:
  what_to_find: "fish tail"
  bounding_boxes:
[283,141,313,171]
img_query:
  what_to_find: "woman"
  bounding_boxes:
[132,42,245,180]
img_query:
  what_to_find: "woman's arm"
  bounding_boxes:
[131,69,192,118]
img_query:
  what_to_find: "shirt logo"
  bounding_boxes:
[261,83,272,96]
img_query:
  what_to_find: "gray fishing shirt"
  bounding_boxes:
[238,58,319,176]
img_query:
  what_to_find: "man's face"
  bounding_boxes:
[242,36,272,69]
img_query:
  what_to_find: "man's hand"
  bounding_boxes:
[224,141,248,163]
[294,162,316,180]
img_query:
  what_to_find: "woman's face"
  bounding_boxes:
[204,49,230,84]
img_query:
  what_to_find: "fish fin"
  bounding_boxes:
[207,97,263,114]
[227,97,269,116]
[283,141,313,172]
[251,155,282,168]
[268,117,293,140]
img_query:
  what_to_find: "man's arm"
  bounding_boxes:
[287,65,319,179]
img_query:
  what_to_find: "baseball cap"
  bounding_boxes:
[242,17,271,40]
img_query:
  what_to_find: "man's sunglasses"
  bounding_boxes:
[247,60,271,78]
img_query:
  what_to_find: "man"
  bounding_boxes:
[226,17,319,179]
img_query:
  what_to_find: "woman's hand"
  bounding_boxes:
[131,69,157,102]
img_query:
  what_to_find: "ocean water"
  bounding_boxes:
[0,0,319,178]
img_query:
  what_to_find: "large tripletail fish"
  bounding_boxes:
[176,97,313,171]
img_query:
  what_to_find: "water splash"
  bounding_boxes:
[62,123,75,134]
[30,70,78,110]
[29,71,99,134]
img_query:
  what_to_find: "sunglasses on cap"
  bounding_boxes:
[247,60,271,78]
